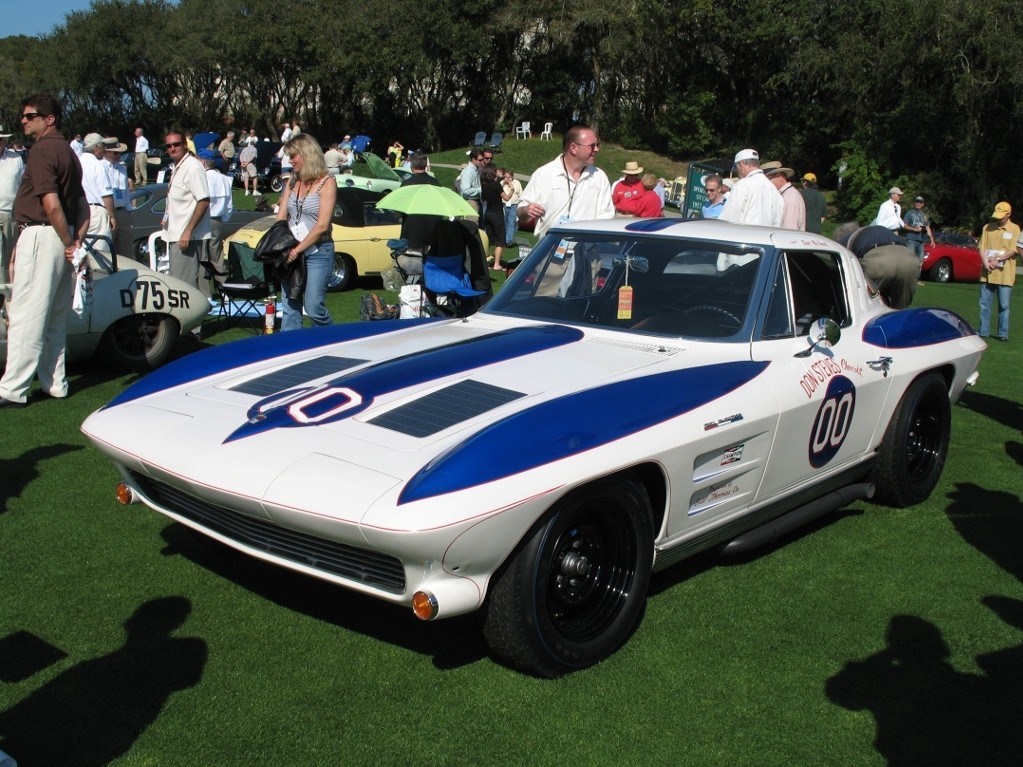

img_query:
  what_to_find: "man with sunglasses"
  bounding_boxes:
[162,130,211,301]
[516,124,613,239]
[1,93,88,409]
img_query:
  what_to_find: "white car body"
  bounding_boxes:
[82,218,985,675]
[2,243,209,371]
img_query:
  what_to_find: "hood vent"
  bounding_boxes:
[369,379,525,437]
[229,355,368,396]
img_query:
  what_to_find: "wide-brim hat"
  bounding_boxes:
[622,161,644,175]
[761,161,794,179]
[0,131,12,139]
[103,137,128,153]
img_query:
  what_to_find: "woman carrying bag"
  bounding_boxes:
[275,133,337,331]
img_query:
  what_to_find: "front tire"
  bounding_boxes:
[483,478,654,677]
[929,258,952,283]
[97,314,180,372]
[871,373,951,506]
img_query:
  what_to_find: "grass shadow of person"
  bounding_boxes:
[0,444,83,514]
[0,596,207,766]
[826,613,1017,765]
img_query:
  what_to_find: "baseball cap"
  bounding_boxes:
[733,148,759,164]
[802,172,817,183]
[992,201,1012,218]
[889,186,904,195]
[914,196,925,203]
[83,132,105,150]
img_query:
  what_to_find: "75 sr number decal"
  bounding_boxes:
[809,375,856,468]
[120,280,192,311]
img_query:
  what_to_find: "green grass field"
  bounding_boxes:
[2,232,1022,764]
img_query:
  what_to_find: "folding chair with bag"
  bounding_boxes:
[422,219,492,317]
[212,239,279,332]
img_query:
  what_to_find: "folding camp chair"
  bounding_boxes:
[212,240,277,332]
[422,219,492,317]
[489,132,503,151]
[472,131,487,148]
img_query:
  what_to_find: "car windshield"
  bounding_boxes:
[485,232,766,339]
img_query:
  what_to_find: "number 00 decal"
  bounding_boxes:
[808,375,856,468]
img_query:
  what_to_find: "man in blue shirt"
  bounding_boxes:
[701,174,726,219]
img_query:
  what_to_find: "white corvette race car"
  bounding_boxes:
[82,218,985,676]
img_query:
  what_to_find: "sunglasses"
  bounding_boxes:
[165,141,184,149]
[575,142,600,151]
[21,112,45,121]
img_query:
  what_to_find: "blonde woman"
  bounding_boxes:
[274,133,337,330]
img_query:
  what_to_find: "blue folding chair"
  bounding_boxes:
[489,132,503,151]
[471,131,486,148]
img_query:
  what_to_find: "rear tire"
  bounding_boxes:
[871,373,950,506]
[326,253,355,292]
[98,314,180,372]
[483,478,654,677]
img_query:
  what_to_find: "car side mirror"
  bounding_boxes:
[795,317,840,358]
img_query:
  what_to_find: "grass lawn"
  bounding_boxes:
[1,275,1021,766]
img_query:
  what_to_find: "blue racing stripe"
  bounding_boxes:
[398,360,769,504]
[105,319,443,409]
[224,324,586,442]
[625,218,688,232]
[862,308,976,348]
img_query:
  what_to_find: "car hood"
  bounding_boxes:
[363,152,401,183]
[82,316,765,522]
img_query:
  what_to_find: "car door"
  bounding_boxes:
[751,247,895,501]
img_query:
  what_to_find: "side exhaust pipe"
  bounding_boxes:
[720,483,874,556]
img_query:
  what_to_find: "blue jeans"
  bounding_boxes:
[907,238,925,262]
[504,204,518,245]
[978,282,1012,339]
[281,242,333,331]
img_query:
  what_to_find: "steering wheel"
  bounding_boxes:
[679,304,742,328]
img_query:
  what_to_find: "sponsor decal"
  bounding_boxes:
[839,358,864,377]
[721,444,744,464]
[690,480,740,513]
[704,413,744,430]
[808,375,856,468]
[799,357,843,398]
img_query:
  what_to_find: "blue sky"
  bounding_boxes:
[7,0,113,37]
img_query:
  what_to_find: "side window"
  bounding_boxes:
[762,251,849,339]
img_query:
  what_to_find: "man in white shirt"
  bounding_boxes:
[79,132,115,254]
[517,125,614,239]
[719,148,783,227]
[102,138,133,259]
[874,186,905,232]
[162,130,211,300]
[70,133,84,156]
[0,130,25,275]
[198,149,233,281]
[133,127,149,186]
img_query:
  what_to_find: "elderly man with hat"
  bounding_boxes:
[978,201,1020,342]
[719,149,783,227]
[101,137,133,258]
[197,148,234,283]
[79,131,115,252]
[0,127,26,276]
[800,172,826,233]
[612,160,645,215]
[874,186,906,232]
[762,161,806,231]
[903,195,935,263]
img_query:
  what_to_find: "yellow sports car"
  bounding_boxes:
[225,188,489,291]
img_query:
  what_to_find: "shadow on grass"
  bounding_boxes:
[0,443,83,514]
[159,523,488,672]
[826,609,1021,766]
[945,477,1023,584]
[0,596,206,767]
[958,389,1023,433]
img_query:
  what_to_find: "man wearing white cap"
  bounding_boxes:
[719,149,783,227]
[874,187,905,232]
[0,129,25,275]
[102,138,133,258]
[79,132,115,251]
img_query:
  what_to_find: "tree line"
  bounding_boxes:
[2,0,1023,229]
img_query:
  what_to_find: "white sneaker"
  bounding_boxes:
[245,191,250,196]
[254,191,262,197]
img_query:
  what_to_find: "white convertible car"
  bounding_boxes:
[82,219,985,676]
[2,240,208,372]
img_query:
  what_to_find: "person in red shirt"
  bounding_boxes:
[617,173,663,218]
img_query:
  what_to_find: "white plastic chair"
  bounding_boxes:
[515,121,531,139]
[148,230,170,273]
[540,122,553,141]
